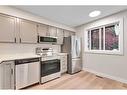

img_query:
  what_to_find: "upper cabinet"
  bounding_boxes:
[64,30,75,37]
[0,14,16,43]
[64,30,71,37]
[57,28,64,37]
[0,13,75,44]
[48,26,57,37]
[56,28,64,44]
[70,32,75,36]
[37,24,48,36]
[19,19,38,44]
[37,25,57,37]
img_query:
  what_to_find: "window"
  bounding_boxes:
[85,18,123,55]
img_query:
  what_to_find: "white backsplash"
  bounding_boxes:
[0,43,61,55]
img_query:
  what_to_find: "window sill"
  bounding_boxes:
[84,50,123,55]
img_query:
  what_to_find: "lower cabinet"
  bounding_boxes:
[60,55,67,74]
[0,61,15,89]
[16,62,40,89]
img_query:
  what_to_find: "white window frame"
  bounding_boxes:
[84,18,123,55]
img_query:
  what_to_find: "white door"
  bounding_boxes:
[0,14,15,43]
[20,19,37,43]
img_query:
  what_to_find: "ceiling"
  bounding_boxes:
[13,6,127,27]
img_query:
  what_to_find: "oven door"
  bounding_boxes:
[41,59,60,77]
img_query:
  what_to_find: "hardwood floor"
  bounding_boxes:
[25,71,127,90]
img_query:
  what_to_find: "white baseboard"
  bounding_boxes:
[83,68,127,84]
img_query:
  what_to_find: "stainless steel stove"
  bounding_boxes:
[36,47,61,83]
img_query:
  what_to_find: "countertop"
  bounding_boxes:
[56,53,68,56]
[0,53,41,63]
[0,53,68,63]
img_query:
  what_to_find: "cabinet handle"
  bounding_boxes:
[11,69,13,75]
[20,38,21,43]
[14,38,16,43]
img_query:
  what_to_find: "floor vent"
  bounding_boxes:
[96,75,103,78]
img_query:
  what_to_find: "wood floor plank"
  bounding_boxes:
[25,71,127,90]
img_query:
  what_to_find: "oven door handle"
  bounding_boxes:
[42,59,60,64]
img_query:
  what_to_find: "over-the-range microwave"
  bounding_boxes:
[38,36,57,43]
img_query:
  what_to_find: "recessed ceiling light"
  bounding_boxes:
[89,10,101,17]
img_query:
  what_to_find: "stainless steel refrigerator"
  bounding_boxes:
[61,36,82,74]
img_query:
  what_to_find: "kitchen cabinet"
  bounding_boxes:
[19,19,38,43]
[37,24,49,36]
[0,14,16,43]
[0,13,75,44]
[38,25,57,37]
[0,61,15,89]
[56,28,64,44]
[48,26,57,37]
[70,32,75,36]
[64,30,71,37]
[60,54,67,74]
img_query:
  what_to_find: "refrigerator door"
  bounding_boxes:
[71,36,76,58]
[71,36,81,58]
[71,58,82,74]
[76,37,81,57]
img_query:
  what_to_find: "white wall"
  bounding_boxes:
[0,6,75,32]
[76,10,127,84]
[0,43,60,55]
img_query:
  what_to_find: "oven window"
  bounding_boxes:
[41,59,60,77]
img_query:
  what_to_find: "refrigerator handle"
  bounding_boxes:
[76,39,81,57]
[76,40,78,56]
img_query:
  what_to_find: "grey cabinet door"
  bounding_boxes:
[19,19,37,43]
[48,26,57,37]
[70,32,75,36]
[60,55,67,73]
[0,61,14,89]
[57,28,64,44]
[38,24,49,36]
[64,30,71,37]
[0,14,15,43]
